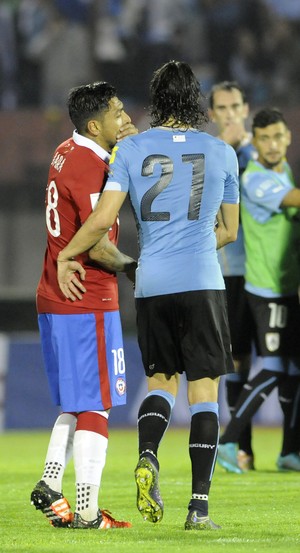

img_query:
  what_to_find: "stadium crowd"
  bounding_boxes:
[1,0,300,111]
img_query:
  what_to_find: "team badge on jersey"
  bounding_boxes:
[265,332,280,352]
[116,378,126,396]
[173,135,186,142]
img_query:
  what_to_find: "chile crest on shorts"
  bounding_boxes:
[104,311,127,406]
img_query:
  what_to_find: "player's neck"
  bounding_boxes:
[158,117,192,131]
[157,124,197,132]
[259,158,285,173]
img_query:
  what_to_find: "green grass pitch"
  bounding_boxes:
[1,427,299,553]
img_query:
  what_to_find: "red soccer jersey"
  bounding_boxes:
[37,131,119,314]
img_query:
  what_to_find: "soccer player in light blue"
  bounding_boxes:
[56,61,239,530]
[209,81,257,471]
[218,108,300,473]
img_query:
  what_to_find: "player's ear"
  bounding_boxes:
[87,119,101,137]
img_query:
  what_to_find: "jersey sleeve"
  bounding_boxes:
[104,141,130,193]
[222,144,240,204]
[242,171,293,213]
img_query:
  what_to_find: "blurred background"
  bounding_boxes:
[1,0,300,430]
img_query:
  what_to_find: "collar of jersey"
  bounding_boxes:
[156,125,197,132]
[73,130,111,163]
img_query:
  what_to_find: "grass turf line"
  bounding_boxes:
[0,427,299,553]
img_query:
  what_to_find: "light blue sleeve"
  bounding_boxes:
[223,144,239,204]
[242,171,293,213]
[104,141,130,193]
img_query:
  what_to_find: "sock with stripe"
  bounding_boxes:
[188,403,219,517]
[220,369,280,445]
[73,410,109,521]
[226,379,253,455]
[138,391,175,465]
[278,376,300,455]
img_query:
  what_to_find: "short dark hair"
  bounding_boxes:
[149,60,208,130]
[68,82,117,133]
[209,81,247,109]
[252,108,288,134]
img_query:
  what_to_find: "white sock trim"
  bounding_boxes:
[91,410,109,420]
[192,493,208,501]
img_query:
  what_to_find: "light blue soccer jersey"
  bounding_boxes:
[217,139,257,276]
[105,127,239,297]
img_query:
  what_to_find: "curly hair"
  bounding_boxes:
[68,81,117,133]
[149,61,208,130]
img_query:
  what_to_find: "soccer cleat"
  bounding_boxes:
[134,456,163,523]
[184,510,221,530]
[72,509,132,529]
[100,510,132,528]
[217,443,244,474]
[31,480,73,527]
[237,450,255,471]
[276,453,300,472]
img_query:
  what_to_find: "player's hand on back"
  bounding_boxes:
[57,259,86,301]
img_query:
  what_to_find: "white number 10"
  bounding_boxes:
[268,302,287,329]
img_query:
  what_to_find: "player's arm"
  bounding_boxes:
[57,190,127,300]
[280,188,300,208]
[215,143,239,248]
[88,232,137,283]
[215,203,239,249]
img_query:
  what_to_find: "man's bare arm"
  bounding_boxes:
[57,233,137,302]
[280,188,300,208]
[57,190,128,300]
[215,203,239,249]
[89,233,137,282]
[58,191,127,262]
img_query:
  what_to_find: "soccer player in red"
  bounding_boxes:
[31,82,137,529]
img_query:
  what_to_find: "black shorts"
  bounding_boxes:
[136,290,234,381]
[246,292,300,357]
[224,276,256,357]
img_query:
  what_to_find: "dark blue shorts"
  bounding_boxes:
[246,292,300,374]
